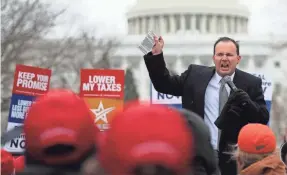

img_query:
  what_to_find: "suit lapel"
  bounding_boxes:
[233,69,247,91]
[194,67,215,117]
[194,68,246,118]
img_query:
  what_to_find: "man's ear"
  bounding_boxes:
[237,55,241,64]
[212,55,216,64]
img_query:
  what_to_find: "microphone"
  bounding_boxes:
[223,76,237,92]
[223,76,247,106]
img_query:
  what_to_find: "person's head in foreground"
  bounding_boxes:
[234,123,286,175]
[1,149,26,175]
[177,108,217,175]
[100,103,194,175]
[213,37,241,77]
[281,142,287,165]
[1,149,15,175]
[20,89,100,175]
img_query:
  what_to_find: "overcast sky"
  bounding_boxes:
[46,0,287,38]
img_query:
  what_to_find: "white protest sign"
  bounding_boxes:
[251,73,273,101]
[150,83,182,104]
[4,123,25,153]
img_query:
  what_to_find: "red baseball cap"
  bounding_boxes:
[24,89,99,165]
[1,149,14,175]
[100,103,193,175]
[238,123,276,154]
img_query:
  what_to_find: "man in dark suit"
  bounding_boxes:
[143,36,269,175]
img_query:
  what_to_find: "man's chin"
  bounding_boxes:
[217,69,234,77]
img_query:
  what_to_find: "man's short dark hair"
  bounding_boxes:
[213,37,240,55]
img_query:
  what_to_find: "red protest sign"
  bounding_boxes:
[12,65,52,96]
[80,69,125,99]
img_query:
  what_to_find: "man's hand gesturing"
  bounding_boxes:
[152,36,164,55]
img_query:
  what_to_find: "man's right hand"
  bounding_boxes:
[152,36,164,55]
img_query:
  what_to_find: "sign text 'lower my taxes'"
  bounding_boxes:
[80,69,125,99]
[82,75,121,92]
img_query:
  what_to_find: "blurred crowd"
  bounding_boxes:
[1,89,287,175]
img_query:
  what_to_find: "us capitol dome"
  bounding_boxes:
[111,0,287,100]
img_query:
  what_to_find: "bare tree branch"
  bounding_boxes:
[1,0,65,92]
[50,30,120,92]
[0,0,69,132]
[1,0,120,133]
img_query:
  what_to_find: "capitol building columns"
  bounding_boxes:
[222,16,228,33]
[128,13,248,35]
[180,14,186,32]
[160,15,166,34]
[134,19,139,34]
[150,17,154,32]
[169,15,176,33]
[210,15,217,33]
[243,19,248,33]
[237,17,242,33]
[230,16,235,33]
[201,15,207,33]
[141,17,146,34]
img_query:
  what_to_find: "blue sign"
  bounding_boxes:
[266,100,272,113]
[8,94,35,124]
[167,104,182,109]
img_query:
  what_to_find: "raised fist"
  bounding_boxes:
[152,36,164,55]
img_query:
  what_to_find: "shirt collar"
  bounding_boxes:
[215,71,235,84]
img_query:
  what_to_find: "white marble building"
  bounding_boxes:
[126,0,249,35]
[111,0,287,101]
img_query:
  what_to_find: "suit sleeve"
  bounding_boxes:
[246,78,269,124]
[144,52,191,96]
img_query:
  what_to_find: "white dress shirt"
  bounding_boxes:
[204,72,235,150]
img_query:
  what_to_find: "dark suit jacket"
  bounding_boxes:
[144,52,269,175]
